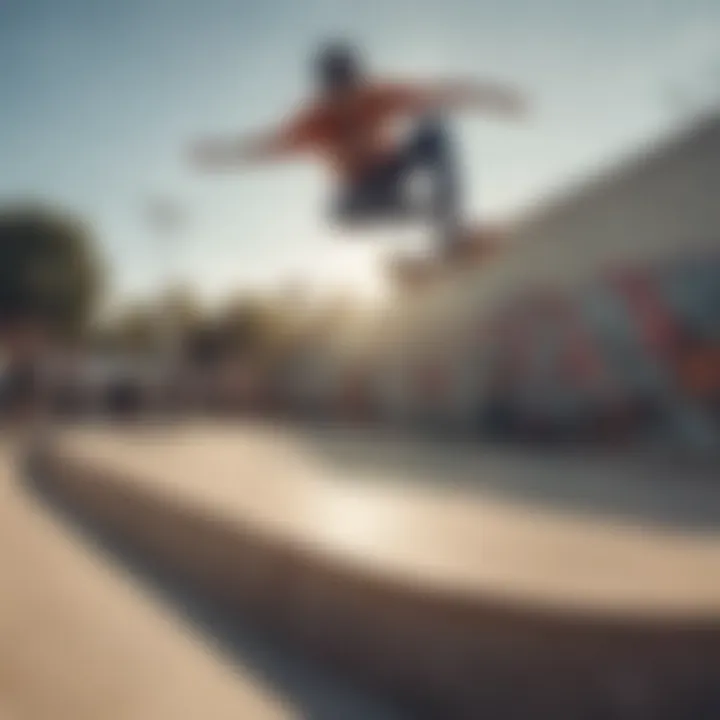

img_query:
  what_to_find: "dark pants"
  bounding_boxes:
[333,117,461,249]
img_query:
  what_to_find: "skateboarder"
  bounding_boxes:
[190,41,527,257]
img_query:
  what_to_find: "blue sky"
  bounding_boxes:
[1,0,719,303]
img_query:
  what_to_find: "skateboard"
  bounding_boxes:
[386,224,507,290]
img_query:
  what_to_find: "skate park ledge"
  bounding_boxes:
[33,424,720,717]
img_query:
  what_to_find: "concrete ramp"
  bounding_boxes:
[41,423,720,718]
[0,441,292,720]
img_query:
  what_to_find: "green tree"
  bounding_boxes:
[161,283,205,336]
[101,303,159,355]
[216,296,275,357]
[0,204,103,339]
[90,283,206,358]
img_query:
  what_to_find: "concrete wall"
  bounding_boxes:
[511,113,720,269]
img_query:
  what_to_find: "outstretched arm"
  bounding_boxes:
[189,108,323,170]
[190,130,292,169]
[385,79,528,119]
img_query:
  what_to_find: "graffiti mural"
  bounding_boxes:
[476,251,720,445]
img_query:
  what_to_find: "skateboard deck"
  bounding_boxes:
[387,224,507,289]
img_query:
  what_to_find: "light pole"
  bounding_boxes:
[145,198,186,402]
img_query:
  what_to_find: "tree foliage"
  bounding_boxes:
[0,204,103,338]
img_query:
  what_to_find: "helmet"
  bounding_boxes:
[315,41,363,91]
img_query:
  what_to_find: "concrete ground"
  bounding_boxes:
[0,435,406,720]
[0,439,293,720]
[10,420,720,719]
